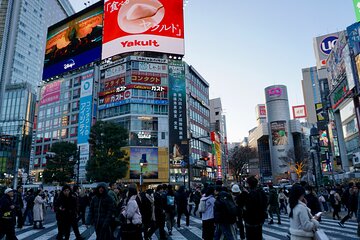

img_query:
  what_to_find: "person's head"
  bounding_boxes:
[206,186,214,197]
[17,186,23,193]
[109,182,117,190]
[215,185,222,196]
[5,188,14,197]
[167,184,173,194]
[247,176,258,189]
[96,182,107,195]
[289,184,305,218]
[231,184,240,195]
[156,184,163,192]
[62,185,71,197]
[127,187,137,199]
[72,185,80,193]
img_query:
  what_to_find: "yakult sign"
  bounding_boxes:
[102,0,185,59]
[313,32,340,69]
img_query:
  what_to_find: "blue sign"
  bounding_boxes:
[320,36,338,55]
[43,46,101,79]
[347,22,360,55]
[98,99,168,110]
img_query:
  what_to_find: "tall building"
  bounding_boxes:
[0,0,74,185]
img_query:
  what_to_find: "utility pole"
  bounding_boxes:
[77,146,80,185]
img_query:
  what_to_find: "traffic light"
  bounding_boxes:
[200,157,210,161]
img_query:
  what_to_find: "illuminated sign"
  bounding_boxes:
[132,75,161,84]
[40,80,62,106]
[151,86,165,92]
[138,131,152,139]
[102,0,185,59]
[320,36,338,55]
[104,76,126,90]
[268,87,282,97]
[43,3,103,79]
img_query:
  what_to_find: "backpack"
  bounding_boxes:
[198,199,206,213]
[329,194,336,205]
[167,195,175,206]
[217,193,237,224]
[243,189,268,225]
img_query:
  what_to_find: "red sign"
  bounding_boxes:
[40,80,61,106]
[292,105,307,119]
[104,76,126,90]
[102,0,184,59]
[132,74,161,84]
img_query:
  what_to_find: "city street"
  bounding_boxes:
[14,209,359,240]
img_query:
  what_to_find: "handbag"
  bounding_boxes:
[314,229,329,240]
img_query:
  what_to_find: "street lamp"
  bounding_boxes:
[139,158,146,191]
[310,125,321,191]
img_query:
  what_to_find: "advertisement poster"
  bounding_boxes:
[43,4,103,79]
[40,80,61,106]
[168,61,188,166]
[130,147,158,179]
[102,0,184,59]
[270,121,288,146]
[77,70,94,145]
[315,103,325,121]
[347,22,360,56]
[292,105,307,118]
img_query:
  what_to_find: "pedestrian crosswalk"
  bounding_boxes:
[14,214,359,240]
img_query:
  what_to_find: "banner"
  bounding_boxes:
[102,0,184,59]
[78,70,94,144]
[130,147,158,179]
[270,121,288,146]
[40,80,61,106]
[168,61,188,166]
[354,0,360,22]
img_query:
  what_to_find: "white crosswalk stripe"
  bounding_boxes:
[14,214,359,239]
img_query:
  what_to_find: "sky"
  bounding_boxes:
[69,0,356,142]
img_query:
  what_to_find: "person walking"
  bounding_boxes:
[78,189,90,225]
[54,185,78,240]
[278,188,288,214]
[175,185,189,229]
[329,189,341,220]
[154,185,167,239]
[0,188,17,240]
[357,185,360,237]
[86,183,114,240]
[231,184,245,240]
[192,187,202,217]
[268,185,281,224]
[304,186,322,219]
[288,184,320,240]
[70,185,85,240]
[199,186,216,240]
[165,185,176,236]
[141,189,155,240]
[13,186,24,229]
[339,183,358,228]
[23,189,35,226]
[242,176,268,240]
[121,187,142,240]
[33,189,47,229]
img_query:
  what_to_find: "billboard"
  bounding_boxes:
[130,147,158,179]
[313,32,339,69]
[353,0,360,22]
[168,61,188,166]
[292,105,307,119]
[40,80,61,106]
[265,85,288,102]
[77,70,94,144]
[43,4,103,79]
[102,0,185,59]
[270,121,288,146]
[315,103,325,121]
[256,104,266,119]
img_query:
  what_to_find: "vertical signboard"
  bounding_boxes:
[270,121,288,146]
[77,70,94,178]
[168,61,188,166]
[102,0,185,59]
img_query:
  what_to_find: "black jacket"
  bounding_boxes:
[242,188,268,225]
[0,194,16,221]
[305,193,321,216]
[175,187,188,211]
[54,192,77,220]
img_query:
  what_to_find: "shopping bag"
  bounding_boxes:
[314,229,329,240]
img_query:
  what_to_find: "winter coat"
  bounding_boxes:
[86,183,114,230]
[54,192,77,221]
[289,201,319,240]
[108,189,119,207]
[0,194,16,221]
[200,195,215,221]
[125,195,142,225]
[154,191,166,223]
[242,188,268,225]
[13,191,24,210]
[357,192,360,223]
[175,187,188,211]
[33,195,46,221]
[347,191,358,212]
[25,194,35,210]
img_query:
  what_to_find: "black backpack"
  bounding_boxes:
[243,189,268,225]
[217,192,237,224]
[329,194,336,205]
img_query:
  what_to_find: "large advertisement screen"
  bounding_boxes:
[130,147,158,179]
[270,121,288,146]
[168,61,188,166]
[43,4,103,79]
[102,0,185,59]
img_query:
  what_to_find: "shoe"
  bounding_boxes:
[168,231,172,236]
[338,222,345,228]
[268,220,274,224]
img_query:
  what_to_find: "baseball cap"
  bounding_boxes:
[231,184,240,193]
[4,188,13,194]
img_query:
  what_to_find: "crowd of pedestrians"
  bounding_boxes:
[0,179,359,239]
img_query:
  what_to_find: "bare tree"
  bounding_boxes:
[228,146,257,182]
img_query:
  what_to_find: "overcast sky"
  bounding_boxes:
[69,0,356,142]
